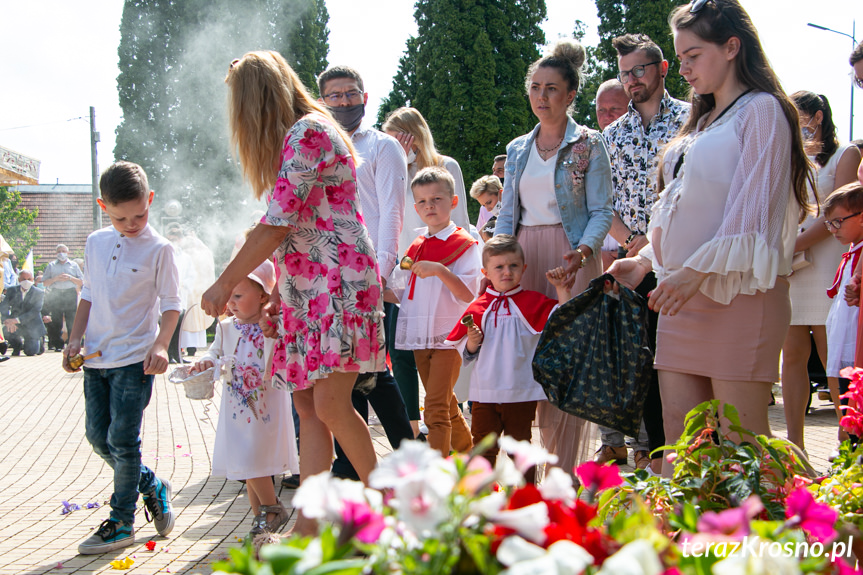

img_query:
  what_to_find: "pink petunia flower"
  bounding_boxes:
[306,349,322,372]
[575,461,623,493]
[785,488,838,543]
[341,500,385,544]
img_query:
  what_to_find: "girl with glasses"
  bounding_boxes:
[609,0,814,475]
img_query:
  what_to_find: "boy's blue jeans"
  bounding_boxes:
[83,362,157,525]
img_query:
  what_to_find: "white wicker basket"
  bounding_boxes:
[168,366,216,400]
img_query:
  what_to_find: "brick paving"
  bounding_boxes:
[0,352,844,574]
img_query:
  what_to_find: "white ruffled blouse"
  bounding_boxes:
[640,92,799,305]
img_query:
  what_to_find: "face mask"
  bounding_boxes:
[491,201,502,217]
[57,252,68,262]
[19,280,33,291]
[406,149,417,165]
[801,126,815,141]
[328,103,365,132]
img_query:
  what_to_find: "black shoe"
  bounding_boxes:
[0,341,6,355]
[280,475,300,489]
[10,349,20,357]
[0,356,9,363]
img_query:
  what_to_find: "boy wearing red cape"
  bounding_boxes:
[445,234,573,482]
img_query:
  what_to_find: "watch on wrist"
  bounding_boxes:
[625,232,637,247]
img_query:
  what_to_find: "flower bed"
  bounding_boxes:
[214,384,863,575]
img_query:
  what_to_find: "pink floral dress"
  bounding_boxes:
[266,113,386,390]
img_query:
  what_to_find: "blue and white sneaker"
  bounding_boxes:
[78,518,134,554]
[142,477,175,536]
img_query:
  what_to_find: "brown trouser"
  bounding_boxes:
[413,348,472,455]
[470,400,538,483]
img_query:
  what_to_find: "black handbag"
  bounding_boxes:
[532,273,653,437]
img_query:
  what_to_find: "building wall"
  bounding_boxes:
[18,185,98,267]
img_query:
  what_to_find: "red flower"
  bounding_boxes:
[307,293,330,320]
[327,181,356,214]
[284,252,308,275]
[299,128,333,158]
[327,268,341,291]
[322,350,341,367]
[355,286,380,313]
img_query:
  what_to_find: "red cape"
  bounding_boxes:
[445,285,558,343]
[404,226,476,300]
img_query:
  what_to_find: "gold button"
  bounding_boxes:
[112,256,116,260]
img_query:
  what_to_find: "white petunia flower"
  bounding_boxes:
[499,435,558,474]
[597,540,663,575]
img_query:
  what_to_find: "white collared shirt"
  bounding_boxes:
[394,223,482,350]
[80,225,181,368]
[351,126,408,279]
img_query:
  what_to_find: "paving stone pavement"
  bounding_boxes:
[0,352,844,574]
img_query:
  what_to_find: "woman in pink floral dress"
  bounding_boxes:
[202,51,385,534]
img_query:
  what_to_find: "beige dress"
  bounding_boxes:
[641,92,798,382]
[788,143,856,325]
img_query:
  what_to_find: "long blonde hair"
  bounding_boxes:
[382,107,442,171]
[225,50,357,200]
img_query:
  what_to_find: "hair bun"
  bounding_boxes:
[551,39,586,71]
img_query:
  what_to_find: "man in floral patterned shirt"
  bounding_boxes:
[599,34,689,473]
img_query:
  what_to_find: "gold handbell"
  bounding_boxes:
[399,256,414,270]
[460,315,474,328]
[69,350,102,370]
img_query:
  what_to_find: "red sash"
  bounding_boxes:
[404,227,476,300]
[827,242,863,299]
[446,285,558,342]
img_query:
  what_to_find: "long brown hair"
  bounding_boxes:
[225,50,357,200]
[669,0,813,214]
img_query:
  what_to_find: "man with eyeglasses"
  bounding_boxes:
[314,65,414,482]
[597,34,690,473]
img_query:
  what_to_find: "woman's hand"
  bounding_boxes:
[259,299,281,338]
[393,132,415,158]
[608,256,651,290]
[648,267,707,316]
[562,246,592,276]
[625,234,650,258]
[201,280,231,318]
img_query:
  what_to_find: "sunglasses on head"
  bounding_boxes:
[690,0,712,13]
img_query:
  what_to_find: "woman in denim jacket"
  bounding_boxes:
[495,38,613,476]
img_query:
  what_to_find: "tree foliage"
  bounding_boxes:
[378,0,547,221]
[114,0,328,261]
[576,0,689,129]
[0,187,40,258]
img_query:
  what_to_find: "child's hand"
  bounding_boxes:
[259,301,281,338]
[465,324,484,354]
[62,341,82,373]
[191,359,215,374]
[144,343,170,375]
[846,274,861,306]
[410,261,444,279]
[546,266,573,288]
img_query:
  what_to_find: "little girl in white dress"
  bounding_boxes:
[192,260,298,536]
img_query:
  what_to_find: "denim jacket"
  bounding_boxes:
[495,116,613,256]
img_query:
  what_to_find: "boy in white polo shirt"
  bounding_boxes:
[63,161,181,554]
